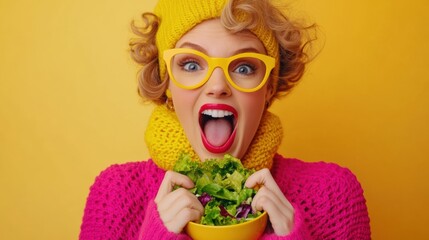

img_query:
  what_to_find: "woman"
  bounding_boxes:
[80,0,371,239]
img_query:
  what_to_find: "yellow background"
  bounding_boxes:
[1,0,428,239]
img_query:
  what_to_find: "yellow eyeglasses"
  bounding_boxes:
[163,48,275,92]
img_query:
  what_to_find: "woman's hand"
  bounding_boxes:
[245,168,294,236]
[155,171,204,233]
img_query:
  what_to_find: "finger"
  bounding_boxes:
[245,168,285,200]
[156,171,195,201]
[157,188,204,219]
[252,188,294,235]
[252,189,283,218]
[164,207,204,234]
[251,186,286,213]
[245,168,273,188]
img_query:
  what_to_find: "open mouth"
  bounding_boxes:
[199,104,238,153]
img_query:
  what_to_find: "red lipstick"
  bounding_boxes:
[199,104,238,153]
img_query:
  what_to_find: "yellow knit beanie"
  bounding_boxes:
[154,0,279,82]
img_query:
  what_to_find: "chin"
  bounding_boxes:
[196,141,247,162]
[196,150,224,162]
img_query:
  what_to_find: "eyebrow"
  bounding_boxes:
[177,42,207,53]
[176,42,266,56]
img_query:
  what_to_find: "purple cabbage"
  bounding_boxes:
[235,203,252,220]
[197,192,212,207]
[219,205,234,217]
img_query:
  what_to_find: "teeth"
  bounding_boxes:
[202,109,233,118]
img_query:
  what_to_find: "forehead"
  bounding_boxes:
[175,19,266,56]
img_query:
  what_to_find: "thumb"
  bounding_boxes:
[157,171,194,199]
[245,168,272,188]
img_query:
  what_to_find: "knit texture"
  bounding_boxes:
[145,105,283,170]
[154,0,279,81]
[80,154,371,239]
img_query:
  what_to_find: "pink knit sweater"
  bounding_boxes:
[79,154,370,239]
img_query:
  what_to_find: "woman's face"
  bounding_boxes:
[169,19,272,161]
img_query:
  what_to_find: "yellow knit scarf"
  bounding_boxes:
[145,105,283,170]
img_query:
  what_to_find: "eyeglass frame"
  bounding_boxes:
[163,48,276,93]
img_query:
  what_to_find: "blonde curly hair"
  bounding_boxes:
[130,0,317,106]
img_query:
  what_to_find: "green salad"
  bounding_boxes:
[173,154,261,226]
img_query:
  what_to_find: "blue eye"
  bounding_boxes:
[182,61,201,72]
[234,64,255,75]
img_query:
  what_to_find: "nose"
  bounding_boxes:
[204,68,232,97]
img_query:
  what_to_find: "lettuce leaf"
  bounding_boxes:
[173,153,260,226]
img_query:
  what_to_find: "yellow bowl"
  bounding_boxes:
[185,212,268,240]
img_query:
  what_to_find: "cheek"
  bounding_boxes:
[239,91,267,133]
[170,86,199,127]
[241,91,266,114]
[170,84,195,109]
